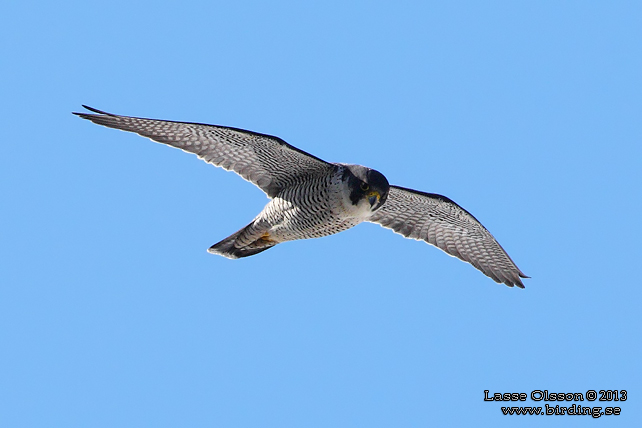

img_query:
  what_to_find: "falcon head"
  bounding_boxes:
[341,164,390,214]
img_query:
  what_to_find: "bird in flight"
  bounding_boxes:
[75,106,528,287]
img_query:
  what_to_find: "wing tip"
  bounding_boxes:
[510,274,528,289]
[514,270,530,288]
[72,105,115,117]
[495,271,528,288]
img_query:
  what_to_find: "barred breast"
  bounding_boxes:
[256,166,362,242]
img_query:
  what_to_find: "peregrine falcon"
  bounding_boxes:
[75,106,528,288]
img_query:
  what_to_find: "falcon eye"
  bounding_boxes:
[360,182,370,191]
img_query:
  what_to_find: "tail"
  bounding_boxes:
[207,223,277,259]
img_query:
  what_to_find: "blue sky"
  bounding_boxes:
[1,1,640,426]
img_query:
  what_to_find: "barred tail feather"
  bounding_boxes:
[207,225,277,259]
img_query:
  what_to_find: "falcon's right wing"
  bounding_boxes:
[369,185,528,287]
[74,106,333,197]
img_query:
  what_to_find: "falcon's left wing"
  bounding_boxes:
[369,186,528,287]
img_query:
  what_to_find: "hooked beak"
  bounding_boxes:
[367,191,381,208]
